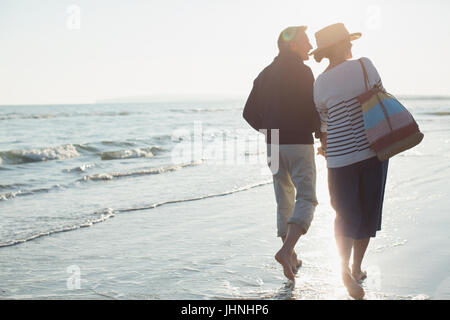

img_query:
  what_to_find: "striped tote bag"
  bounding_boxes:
[357,59,424,161]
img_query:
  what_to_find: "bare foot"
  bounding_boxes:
[352,266,367,282]
[291,252,302,274]
[275,249,295,282]
[342,267,365,300]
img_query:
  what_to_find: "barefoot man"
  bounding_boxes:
[243,26,321,283]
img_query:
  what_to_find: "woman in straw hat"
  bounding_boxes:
[312,23,389,299]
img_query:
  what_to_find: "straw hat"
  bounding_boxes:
[310,23,361,55]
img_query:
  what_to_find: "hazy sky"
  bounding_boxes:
[1,0,449,105]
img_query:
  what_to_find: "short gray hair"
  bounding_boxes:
[277,26,307,52]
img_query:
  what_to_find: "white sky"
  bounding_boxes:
[1,0,449,105]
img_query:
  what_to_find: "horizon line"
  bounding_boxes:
[1,94,450,107]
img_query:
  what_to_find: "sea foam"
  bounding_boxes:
[80,161,201,181]
[0,208,116,248]
[0,144,80,164]
[100,146,162,160]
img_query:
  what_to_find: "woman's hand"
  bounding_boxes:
[317,132,327,157]
[317,146,326,157]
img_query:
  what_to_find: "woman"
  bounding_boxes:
[311,23,389,299]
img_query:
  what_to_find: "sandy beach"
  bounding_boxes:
[1,131,448,299]
[2,0,450,302]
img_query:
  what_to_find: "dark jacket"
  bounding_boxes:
[243,50,322,144]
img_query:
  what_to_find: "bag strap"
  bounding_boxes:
[358,58,369,92]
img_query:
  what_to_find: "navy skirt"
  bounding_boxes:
[328,156,389,240]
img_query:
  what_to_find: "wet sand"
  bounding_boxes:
[1,147,448,299]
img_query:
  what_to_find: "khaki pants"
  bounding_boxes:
[267,144,318,237]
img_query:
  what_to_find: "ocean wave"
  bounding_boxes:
[0,142,166,165]
[0,113,56,120]
[169,107,240,113]
[0,183,28,190]
[100,146,163,160]
[0,184,64,201]
[1,161,201,201]
[63,163,96,173]
[0,111,138,121]
[0,191,22,201]
[151,134,180,143]
[0,144,80,164]
[115,180,272,213]
[80,161,202,181]
[73,141,138,153]
[0,208,115,248]
[74,144,100,153]
[0,180,272,248]
[100,140,136,147]
[75,138,170,153]
[424,112,450,116]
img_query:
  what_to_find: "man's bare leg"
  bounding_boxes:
[335,235,365,299]
[275,224,304,282]
[281,235,302,274]
[352,238,370,281]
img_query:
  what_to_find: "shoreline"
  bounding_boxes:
[0,155,448,300]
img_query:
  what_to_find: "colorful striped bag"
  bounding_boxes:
[357,59,424,161]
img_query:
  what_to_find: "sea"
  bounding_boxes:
[0,100,269,246]
[0,98,449,299]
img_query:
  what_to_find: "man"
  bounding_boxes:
[243,26,321,283]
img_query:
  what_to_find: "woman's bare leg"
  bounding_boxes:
[352,238,370,281]
[335,235,365,299]
[335,235,353,267]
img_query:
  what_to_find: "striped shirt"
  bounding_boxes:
[314,57,385,168]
